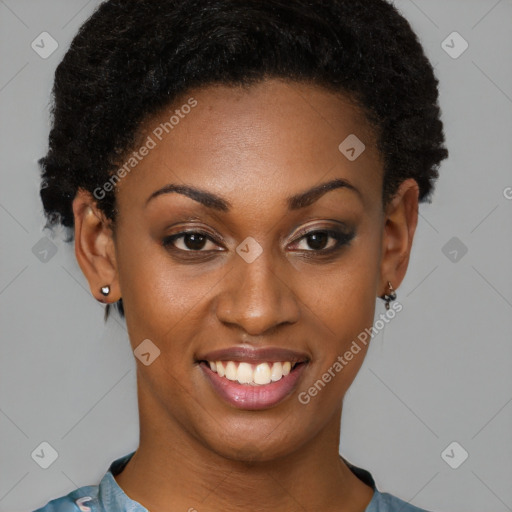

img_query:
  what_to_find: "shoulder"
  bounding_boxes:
[340,455,438,512]
[31,451,137,512]
[31,485,100,512]
[367,489,437,512]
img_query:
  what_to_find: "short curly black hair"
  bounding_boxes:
[39,0,448,321]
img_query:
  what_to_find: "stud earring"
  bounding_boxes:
[381,281,396,310]
[100,285,110,296]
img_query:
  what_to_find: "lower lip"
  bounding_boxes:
[199,361,308,410]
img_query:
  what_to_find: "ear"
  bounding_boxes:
[72,188,121,304]
[379,178,420,297]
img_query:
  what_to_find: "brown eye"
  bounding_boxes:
[303,232,330,251]
[162,231,220,252]
[291,229,355,253]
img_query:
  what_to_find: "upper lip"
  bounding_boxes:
[197,346,310,364]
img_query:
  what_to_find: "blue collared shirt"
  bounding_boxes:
[32,451,435,511]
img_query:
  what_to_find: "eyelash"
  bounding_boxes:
[162,227,355,257]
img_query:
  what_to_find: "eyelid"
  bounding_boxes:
[162,222,354,255]
[288,227,355,252]
[162,229,223,250]
[164,221,350,242]
[290,221,352,240]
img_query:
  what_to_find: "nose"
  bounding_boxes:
[214,248,300,336]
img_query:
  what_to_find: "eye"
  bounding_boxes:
[162,227,355,255]
[162,231,222,252]
[290,228,355,253]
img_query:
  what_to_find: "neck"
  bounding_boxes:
[114,381,374,512]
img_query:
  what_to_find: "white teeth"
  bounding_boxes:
[216,360,225,377]
[270,362,283,382]
[225,361,237,381]
[237,362,253,384]
[253,363,271,385]
[207,360,299,385]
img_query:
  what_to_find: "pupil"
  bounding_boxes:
[185,233,206,250]
[308,232,328,250]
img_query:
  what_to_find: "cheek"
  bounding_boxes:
[294,235,380,397]
[294,264,377,413]
[299,241,380,340]
[116,232,220,356]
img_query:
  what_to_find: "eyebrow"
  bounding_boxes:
[145,178,362,212]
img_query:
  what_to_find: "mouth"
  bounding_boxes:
[198,359,306,386]
[195,345,310,410]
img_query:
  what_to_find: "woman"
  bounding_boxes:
[34,0,448,510]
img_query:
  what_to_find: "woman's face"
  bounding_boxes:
[75,78,418,461]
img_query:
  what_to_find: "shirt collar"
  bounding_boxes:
[98,451,148,511]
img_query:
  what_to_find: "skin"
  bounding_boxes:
[72,78,419,512]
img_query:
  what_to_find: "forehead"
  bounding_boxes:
[115,78,383,213]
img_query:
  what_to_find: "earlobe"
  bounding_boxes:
[378,179,420,298]
[72,189,121,304]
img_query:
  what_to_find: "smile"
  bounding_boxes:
[205,360,299,385]
[198,360,308,410]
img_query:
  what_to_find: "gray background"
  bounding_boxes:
[1,0,511,511]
